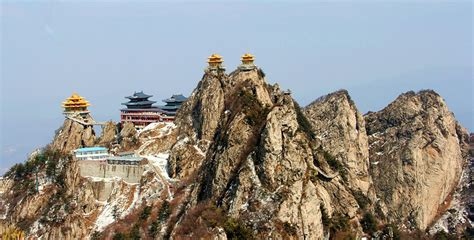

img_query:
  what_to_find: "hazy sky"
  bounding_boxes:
[1,1,472,174]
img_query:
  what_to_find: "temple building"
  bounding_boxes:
[206,54,225,72]
[158,94,188,122]
[238,53,257,71]
[74,147,110,161]
[61,92,99,125]
[62,93,91,116]
[120,91,162,129]
[107,153,146,166]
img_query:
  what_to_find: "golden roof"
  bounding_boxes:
[241,53,255,61]
[62,92,91,108]
[207,54,224,63]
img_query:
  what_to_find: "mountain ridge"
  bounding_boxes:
[0,66,471,239]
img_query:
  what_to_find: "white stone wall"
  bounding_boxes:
[78,161,145,183]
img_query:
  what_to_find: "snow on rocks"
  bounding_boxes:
[174,136,190,147]
[145,153,171,180]
[94,182,140,232]
[193,145,205,156]
[94,201,117,232]
[140,122,176,138]
[0,202,9,220]
[429,167,473,235]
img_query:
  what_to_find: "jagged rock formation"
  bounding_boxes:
[117,122,139,151]
[365,90,469,230]
[51,119,96,153]
[1,152,97,239]
[120,122,137,139]
[1,67,470,239]
[98,121,117,145]
[166,69,373,239]
[168,71,228,179]
[304,90,373,195]
[137,123,177,156]
[1,119,172,239]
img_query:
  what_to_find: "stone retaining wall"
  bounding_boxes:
[78,160,145,183]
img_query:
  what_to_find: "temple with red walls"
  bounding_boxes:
[120,91,162,129]
[120,91,187,129]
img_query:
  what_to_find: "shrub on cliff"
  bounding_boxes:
[361,212,377,234]
[223,218,254,240]
[158,200,171,223]
[140,206,152,221]
[323,149,348,182]
[352,190,371,210]
[293,100,316,140]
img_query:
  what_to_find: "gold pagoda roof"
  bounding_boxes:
[207,54,224,63]
[241,53,255,61]
[62,92,91,108]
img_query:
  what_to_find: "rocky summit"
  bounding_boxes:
[0,65,471,239]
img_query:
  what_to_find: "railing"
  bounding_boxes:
[121,112,161,116]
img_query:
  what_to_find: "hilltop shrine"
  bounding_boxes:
[62,93,90,115]
[206,54,226,72]
[238,53,257,71]
[62,93,101,125]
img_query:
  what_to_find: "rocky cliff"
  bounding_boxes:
[304,90,373,196]
[0,119,168,239]
[365,90,469,230]
[1,68,471,239]
[51,119,96,153]
[165,69,382,239]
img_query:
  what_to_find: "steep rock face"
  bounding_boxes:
[98,121,117,145]
[175,73,227,142]
[137,122,177,156]
[117,122,139,151]
[1,155,98,239]
[3,64,470,239]
[304,90,372,194]
[365,90,469,230]
[168,69,364,239]
[169,68,274,180]
[1,121,172,239]
[51,119,96,153]
[120,122,137,138]
[168,71,228,179]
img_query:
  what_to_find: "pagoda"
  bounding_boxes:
[238,53,257,71]
[206,54,226,72]
[158,94,188,122]
[120,91,162,129]
[62,93,91,116]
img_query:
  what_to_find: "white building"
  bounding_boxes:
[74,147,110,161]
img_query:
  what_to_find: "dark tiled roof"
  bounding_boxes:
[159,105,180,110]
[159,110,177,116]
[163,94,187,103]
[126,91,153,99]
[122,100,156,106]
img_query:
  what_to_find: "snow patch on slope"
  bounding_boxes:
[145,153,171,180]
[140,122,176,137]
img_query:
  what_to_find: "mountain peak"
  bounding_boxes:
[1,64,470,239]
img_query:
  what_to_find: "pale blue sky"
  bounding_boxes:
[1,1,472,174]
